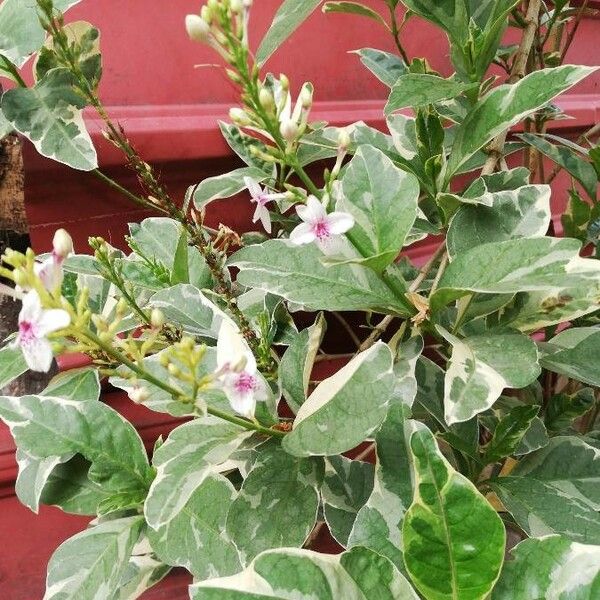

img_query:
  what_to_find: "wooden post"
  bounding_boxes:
[0,125,56,394]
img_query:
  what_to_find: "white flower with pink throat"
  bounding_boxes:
[244,177,286,234]
[289,195,354,251]
[35,228,73,292]
[216,319,265,419]
[14,290,70,372]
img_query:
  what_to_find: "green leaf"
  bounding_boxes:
[483,405,539,464]
[282,342,394,457]
[144,418,251,529]
[447,66,597,178]
[439,327,540,424]
[322,455,374,546]
[493,535,600,600]
[148,474,241,579]
[110,550,170,600]
[515,416,549,456]
[491,476,600,544]
[42,367,101,402]
[229,240,410,314]
[1,67,97,170]
[540,327,600,387]
[193,167,271,209]
[14,368,101,513]
[39,455,113,516]
[322,2,387,26]
[562,188,593,242]
[337,144,420,272]
[446,184,551,257]
[279,314,326,414]
[219,122,272,170]
[0,345,28,390]
[403,422,505,600]
[226,443,321,562]
[545,388,595,432]
[256,0,322,66]
[44,516,144,600]
[0,0,83,67]
[497,282,600,333]
[511,436,600,510]
[352,48,407,87]
[148,284,233,338]
[520,133,598,200]
[431,237,600,312]
[128,218,211,289]
[386,74,476,114]
[191,546,418,599]
[0,395,152,497]
[348,403,413,570]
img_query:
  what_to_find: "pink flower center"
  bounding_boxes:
[19,320,36,343]
[256,193,269,207]
[312,219,331,241]
[234,371,257,395]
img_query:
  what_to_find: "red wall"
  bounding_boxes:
[2,2,600,597]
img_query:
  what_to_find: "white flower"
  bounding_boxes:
[14,291,70,372]
[244,177,286,234]
[216,319,264,419]
[289,196,354,251]
[185,14,211,43]
[34,228,73,292]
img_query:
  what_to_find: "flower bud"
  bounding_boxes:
[185,14,211,43]
[168,363,181,377]
[12,269,27,288]
[150,308,165,329]
[300,84,313,109]
[243,0,253,6]
[279,74,289,91]
[52,228,73,260]
[230,0,243,13]
[129,385,150,404]
[337,128,351,152]
[280,119,299,143]
[200,5,212,23]
[259,87,274,110]
[229,107,251,126]
[208,0,219,9]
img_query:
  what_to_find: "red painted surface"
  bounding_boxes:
[2,1,600,597]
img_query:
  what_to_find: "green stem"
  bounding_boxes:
[0,56,27,88]
[92,169,159,211]
[80,329,285,438]
[388,4,410,64]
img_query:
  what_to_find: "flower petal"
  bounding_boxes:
[289,222,316,245]
[326,212,355,235]
[20,336,54,372]
[244,177,263,199]
[19,291,42,325]
[35,259,63,291]
[259,208,272,234]
[36,309,71,337]
[296,196,326,224]
[226,387,256,419]
[216,319,255,372]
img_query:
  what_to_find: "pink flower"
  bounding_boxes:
[244,177,286,234]
[289,196,354,251]
[216,319,265,419]
[14,291,70,372]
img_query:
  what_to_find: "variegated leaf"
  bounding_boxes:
[282,342,395,457]
[352,48,407,87]
[1,67,97,170]
[403,422,505,600]
[0,344,28,390]
[191,546,418,599]
[193,167,271,209]
[279,313,326,414]
[144,418,252,529]
[439,327,540,424]
[229,240,410,314]
[348,403,413,570]
[493,535,600,600]
[148,474,241,579]
[226,443,321,563]
[44,516,144,600]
